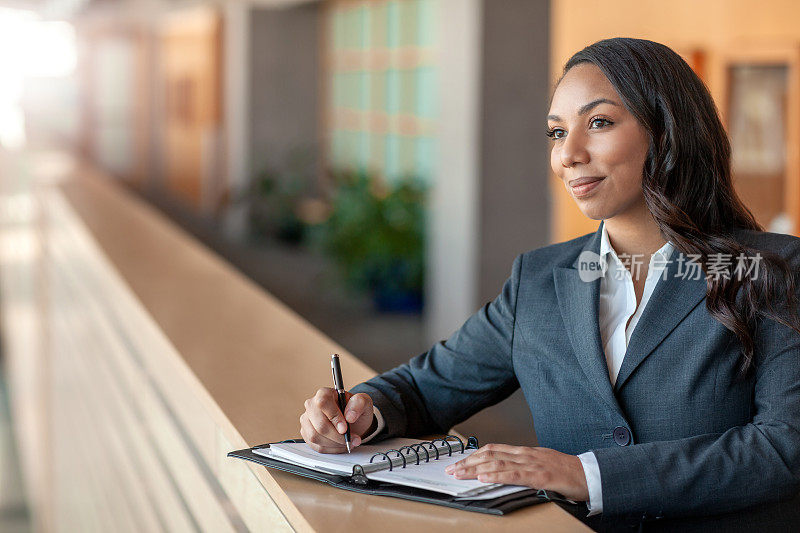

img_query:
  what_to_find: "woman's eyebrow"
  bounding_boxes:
[578,98,619,115]
[547,98,620,122]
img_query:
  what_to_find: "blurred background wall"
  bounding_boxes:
[2,0,800,529]
[69,0,553,348]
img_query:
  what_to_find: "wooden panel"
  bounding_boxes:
[43,191,247,532]
[716,45,800,234]
[44,199,197,532]
[44,192,187,531]
[160,6,223,209]
[0,174,271,531]
[0,168,53,532]
[42,192,291,531]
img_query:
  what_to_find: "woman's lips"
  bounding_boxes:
[569,177,604,197]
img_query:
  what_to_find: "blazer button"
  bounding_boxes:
[613,426,631,446]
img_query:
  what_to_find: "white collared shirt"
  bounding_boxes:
[366,223,675,516]
[578,223,674,515]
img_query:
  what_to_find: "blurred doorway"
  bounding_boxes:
[160,7,223,211]
[720,46,800,235]
[77,19,146,184]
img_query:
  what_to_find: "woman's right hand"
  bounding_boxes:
[299,388,375,453]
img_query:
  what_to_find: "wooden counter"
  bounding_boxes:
[0,152,588,532]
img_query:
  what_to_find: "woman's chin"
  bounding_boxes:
[573,204,607,221]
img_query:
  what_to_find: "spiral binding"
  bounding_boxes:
[349,434,479,485]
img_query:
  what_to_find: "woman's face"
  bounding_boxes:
[547,63,650,221]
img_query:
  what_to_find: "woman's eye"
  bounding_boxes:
[590,118,612,129]
[546,128,566,140]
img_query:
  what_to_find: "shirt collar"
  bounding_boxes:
[599,222,674,264]
[599,222,614,260]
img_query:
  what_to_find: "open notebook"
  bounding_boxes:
[228,434,576,515]
[253,436,529,499]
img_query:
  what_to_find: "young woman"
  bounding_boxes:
[299,38,800,525]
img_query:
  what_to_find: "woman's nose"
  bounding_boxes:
[560,132,590,167]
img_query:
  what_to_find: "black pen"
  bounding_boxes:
[330,353,352,453]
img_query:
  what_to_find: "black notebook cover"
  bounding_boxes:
[227,440,576,516]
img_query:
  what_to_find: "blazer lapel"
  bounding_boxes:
[553,224,621,416]
[613,249,708,392]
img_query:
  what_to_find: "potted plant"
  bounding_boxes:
[316,168,426,313]
[247,167,307,245]
[246,147,318,245]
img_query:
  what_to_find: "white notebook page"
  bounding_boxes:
[256,438,422,475]
[256,438,530,498]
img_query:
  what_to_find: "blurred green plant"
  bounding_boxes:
[314,169,427,312]
[247,147,317,245]
[248,167,307,245]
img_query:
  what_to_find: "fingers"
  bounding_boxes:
[446,444,526,470]
[444,445,587,500]
[300,388,349,452]
[473,469,530,485]
[314,388,349,431]
[470,443,526,456]
[344,393,373,424]
[445,444,534,478]
[306,391,345,436]
[447,453,526,479]
[300,388,372,453]
[299,412,346,453]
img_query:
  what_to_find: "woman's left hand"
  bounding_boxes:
[444,443,590,502]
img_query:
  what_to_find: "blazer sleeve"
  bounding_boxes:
[593,239,800,519]
[350,254,523,438]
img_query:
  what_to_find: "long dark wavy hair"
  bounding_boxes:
[562,37,800,376]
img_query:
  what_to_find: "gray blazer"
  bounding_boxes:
[352,222,800,523]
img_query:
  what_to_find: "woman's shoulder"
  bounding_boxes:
[517,230,597,270]
[732,229,800,276]
[733,228,800,257]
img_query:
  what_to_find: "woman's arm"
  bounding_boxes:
[298,254,523,452]
[350,254,524,438]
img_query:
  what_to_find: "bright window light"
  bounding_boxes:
[0,8,77,150]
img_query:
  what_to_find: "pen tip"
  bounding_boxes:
[346,442,352,453]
